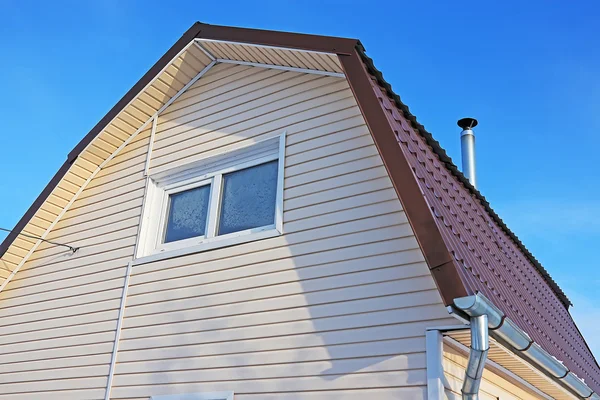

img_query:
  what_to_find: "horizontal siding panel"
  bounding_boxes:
[0,331,115,355]
[1,265,125,300]
[129,211,410,284]
[71,179,146,211]
[152,94,355,171]
[114,388,427,400]
[285,132,373,166]
[35,213,140,255]
[119,305,446,352]
[28,224,139,264]
[2,353,111,374]
[21,235,136,276]
[8,248,135,290]
[284,154,382,189]
[285,187,398,222]
[127,251,423,308]
[0,307,118,337]
[154,73,342,146]
[0,340,114,365]
[151,92,356,173]
[128,230,418,304]
[0,300,120,331]
[158,69,312,125]
[124,282,436,330]
[111,370,425,398]
[0,275,125,309]
[0,388,106,400]
[0,377,107,396]
[128,232,416,290]
[114,354,424,386]
[121,289,439,340]
[286,124,369,156]
[118,321,435,364]
[116,339,425,374]
[12,247,132,283]
[284,176,393,210]
[126,257,427,321]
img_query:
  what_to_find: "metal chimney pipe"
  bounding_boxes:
[458,118,478,188]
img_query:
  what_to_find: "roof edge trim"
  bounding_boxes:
[338,48,469,305]
[0,22,204,259]
[354,41,571,309]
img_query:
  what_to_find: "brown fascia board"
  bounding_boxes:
[338,50,469,305]
[194,22,357,55]
[0,22,469,306]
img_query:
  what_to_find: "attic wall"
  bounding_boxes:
[0,62,455,399]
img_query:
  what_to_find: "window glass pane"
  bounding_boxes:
[218,160,278,236]
[164,185,211,243]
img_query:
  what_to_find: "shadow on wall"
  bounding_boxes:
[115,106,453,396]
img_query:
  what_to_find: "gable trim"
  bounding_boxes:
[355,44,571,309]
[0,44,216,292]
[337,49,468,305]
[0,22,205,260]
[0,22,469,307]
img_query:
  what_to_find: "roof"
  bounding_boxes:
[356,47,600,391]
[358,45,572,309]
[0,21,598,395]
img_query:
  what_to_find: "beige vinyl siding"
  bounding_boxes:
[0,133,152,399]
[0,61,453,399]
[104,63,455,399]
[443,344,546,400]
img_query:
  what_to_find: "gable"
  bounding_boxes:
[0,49,458,398]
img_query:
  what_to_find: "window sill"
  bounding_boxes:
[133,227,281,266]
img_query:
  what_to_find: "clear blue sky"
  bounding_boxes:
[1,1,599,356]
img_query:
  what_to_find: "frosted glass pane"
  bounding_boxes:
[218,161,278,236]
[164,185,211,243]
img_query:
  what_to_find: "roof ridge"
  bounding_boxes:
[354,41,572,309]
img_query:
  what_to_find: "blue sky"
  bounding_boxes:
[1,1,599,356]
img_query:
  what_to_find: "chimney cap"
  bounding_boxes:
[457,117,478,130]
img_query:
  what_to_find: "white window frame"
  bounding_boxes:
[135,133,286,264]
[150,392,234,400]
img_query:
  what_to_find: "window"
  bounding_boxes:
[135,134,285,262]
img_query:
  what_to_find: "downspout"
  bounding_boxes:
[462,314,489,399]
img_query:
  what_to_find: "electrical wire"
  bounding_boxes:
[0,227,79,253]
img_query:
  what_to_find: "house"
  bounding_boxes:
[0,22,598,400]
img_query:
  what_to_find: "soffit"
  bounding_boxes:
[446,330,577,400]
[195,38,343,74]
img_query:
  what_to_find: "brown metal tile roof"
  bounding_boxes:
[357,45,600,392]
